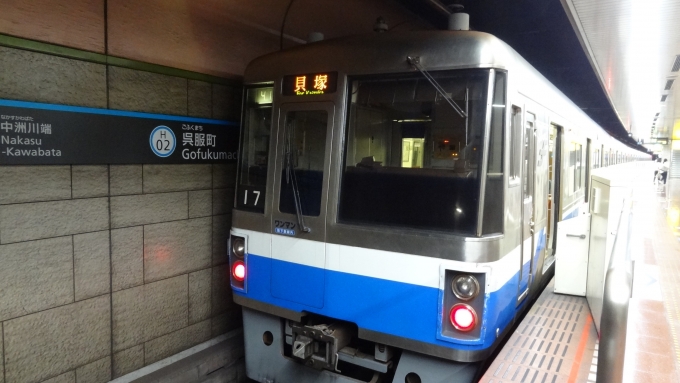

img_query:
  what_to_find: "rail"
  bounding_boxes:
[596,197,634,383]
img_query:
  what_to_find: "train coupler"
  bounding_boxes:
[290,321,354,371]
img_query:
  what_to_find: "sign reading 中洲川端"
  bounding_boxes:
[0,99,240,165]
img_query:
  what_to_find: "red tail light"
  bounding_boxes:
[232,260,246,282]
[449,303,477,332]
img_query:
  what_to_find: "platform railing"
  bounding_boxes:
[596,198,634,383]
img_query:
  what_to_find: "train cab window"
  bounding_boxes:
[481,71,506,235]
[338,69,491,234]
[236,86,273,213]
[279,110,328,217]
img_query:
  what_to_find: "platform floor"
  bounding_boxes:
[481,164,680,383]
[622,173,680,382]
[479,279,598,383]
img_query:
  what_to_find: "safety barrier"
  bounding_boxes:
[596,198,633,383]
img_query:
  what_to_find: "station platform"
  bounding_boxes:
[120,165,679,383]
[480,280,597,383]
[481,168,680,383]
[623,177,680,382]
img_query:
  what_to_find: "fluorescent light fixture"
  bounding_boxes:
[672,55,680,72]
[664,79,675,90]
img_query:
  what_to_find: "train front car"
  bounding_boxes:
[229,31,550,383]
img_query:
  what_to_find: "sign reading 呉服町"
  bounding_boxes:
[0,99,240,165]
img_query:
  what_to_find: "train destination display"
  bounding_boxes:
[282,72,337,96]
[0,99,239,165]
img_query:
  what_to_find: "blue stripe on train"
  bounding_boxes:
[518,228,546,293]
[236,254,520,352]
[532,228,547,278]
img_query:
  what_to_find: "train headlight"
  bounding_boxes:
[449,303,477,332]
[232,236,245,258]
[451,274,480,300]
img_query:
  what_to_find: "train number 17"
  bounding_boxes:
[243,190,261,206]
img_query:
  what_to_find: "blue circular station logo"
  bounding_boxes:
[149,125,176,157]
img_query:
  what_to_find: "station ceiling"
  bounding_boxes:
[560,0,680,149]
[394,0,680,150]
[393,0,645,148]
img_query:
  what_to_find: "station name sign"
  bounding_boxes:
[0,99,239,165]
[282,72,338,96]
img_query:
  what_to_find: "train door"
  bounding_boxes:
[518,111,536,303]
[546,123,562,257]
[401,138,425,168]
[269,102,335,308]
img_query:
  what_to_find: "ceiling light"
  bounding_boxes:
[664,79,675,90]
[672,55,680,72]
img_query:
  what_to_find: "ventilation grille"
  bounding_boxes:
[661,95,668,102]
[665,79,675,90]
[673,55,680,72]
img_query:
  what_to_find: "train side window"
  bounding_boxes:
[569,142,583,194]
[575,144,579,191]
[584,140,591,202]
[509,106,522,185]
[523,119,533,199]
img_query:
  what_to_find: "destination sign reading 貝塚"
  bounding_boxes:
[282,72,338,96]
[0,99,240,165]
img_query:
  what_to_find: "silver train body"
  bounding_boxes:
[227,31,648,383]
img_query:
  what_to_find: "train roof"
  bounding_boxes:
[244,31,515,82]
[244,30,645,154]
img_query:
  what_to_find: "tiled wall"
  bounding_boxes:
[0,46,243,383]
[0,0,425,79]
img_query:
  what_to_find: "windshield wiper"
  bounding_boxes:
[407,56,468,119]
[284,121,311,233]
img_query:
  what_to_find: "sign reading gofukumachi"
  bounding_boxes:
[0,99,239,165]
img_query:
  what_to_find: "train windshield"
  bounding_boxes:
[338,69,490,234]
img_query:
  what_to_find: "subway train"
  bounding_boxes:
[227,29,649,383]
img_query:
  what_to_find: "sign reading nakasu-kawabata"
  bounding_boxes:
[0,99,240,165]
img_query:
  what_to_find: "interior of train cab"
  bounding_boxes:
[339,69,491,234]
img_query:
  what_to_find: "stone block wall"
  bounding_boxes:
[0,46,243,383]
